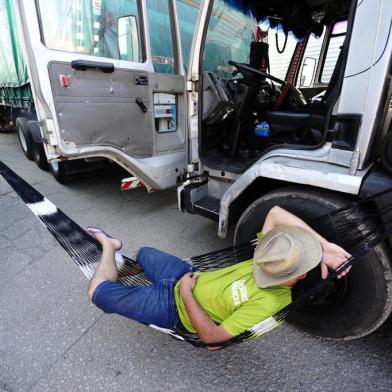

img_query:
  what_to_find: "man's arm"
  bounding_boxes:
[179,273,232,350]
[263,206,351,279]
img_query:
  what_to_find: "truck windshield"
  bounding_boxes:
[203,0,298,80]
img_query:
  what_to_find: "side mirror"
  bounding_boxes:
[118,15,140,62]
[299,57,317,87]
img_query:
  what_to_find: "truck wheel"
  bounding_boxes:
[234,186,392,339]
[49,161,72,184]
[380,132,392,175]
[16,117,34,160]
[33,143,49,171]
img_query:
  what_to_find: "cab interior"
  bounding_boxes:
[200,0,352,174]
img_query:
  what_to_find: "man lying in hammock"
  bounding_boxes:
[86,206,350,347]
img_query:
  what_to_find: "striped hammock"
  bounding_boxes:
[1,160,391,349]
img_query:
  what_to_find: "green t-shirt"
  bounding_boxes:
[174,246,292,336]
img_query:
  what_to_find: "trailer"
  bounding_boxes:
[0,0,32,126]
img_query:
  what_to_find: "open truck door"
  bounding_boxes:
[15,0,188,191]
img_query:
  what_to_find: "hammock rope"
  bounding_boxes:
[1,160,392,349]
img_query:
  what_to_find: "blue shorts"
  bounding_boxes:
[92,247,193,330]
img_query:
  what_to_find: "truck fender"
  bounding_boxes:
[217,154,367,238]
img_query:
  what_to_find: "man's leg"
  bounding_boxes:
[85,231,178,328]
[87,230,122,301]
[86,232,187,328]
[136,247,193,283]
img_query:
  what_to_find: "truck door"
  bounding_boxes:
[16,0,187,190]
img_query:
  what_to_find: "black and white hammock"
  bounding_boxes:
[1,160,392,349]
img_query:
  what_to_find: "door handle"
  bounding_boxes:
[71,60,114,73]
[136,98,148,113]
[134,75,148,85]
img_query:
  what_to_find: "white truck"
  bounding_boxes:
[1,0,392,340]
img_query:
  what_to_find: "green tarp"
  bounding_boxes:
[0,0,31,108]
[0,0,32,108]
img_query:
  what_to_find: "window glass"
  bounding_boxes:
[118,15,141,61]
[321,20,347,84]
[176,0,201,72]
[146,0,175,73]
[332,20,347,35]
[38,0,142,62]
[203,0,255,78]
[296,28,326,88]
[268,28,297,81]
[203,0,300,81]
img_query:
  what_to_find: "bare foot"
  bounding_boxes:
[86,227,122,251]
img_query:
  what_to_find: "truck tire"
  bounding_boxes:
[234,186,392,339]
[32,142,49,171]
[381,132,392,175]
[49,161,72,184]
[16,117,34,160]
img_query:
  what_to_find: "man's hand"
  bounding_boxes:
[179,272,199,295]
[178,271,231,348]
[261,206,353,280]
[321,242,351,279]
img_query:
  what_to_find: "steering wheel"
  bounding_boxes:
[228,60,287,86]
[228,60,291,109]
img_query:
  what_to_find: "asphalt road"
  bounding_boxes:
[1,131,392,392]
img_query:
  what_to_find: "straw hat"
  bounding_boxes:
[253,226,322,288]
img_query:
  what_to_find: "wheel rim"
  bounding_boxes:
[18,127,28,152]
[50,161,59,173]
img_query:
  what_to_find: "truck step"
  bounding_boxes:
[194,196,220,221]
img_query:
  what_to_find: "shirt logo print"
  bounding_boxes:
[231,280,248,306]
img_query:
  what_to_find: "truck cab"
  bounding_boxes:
[179,0,392,340]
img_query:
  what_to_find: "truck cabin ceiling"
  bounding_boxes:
[200,0,352,174]
[227,0,351,25]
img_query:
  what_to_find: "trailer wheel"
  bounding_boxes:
[49,161,72,184]
[33,143,49,171]
[234,187,392,339]
[16,117,34,160]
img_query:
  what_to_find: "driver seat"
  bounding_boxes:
[261,43,347,145]
[321,45,345,108]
